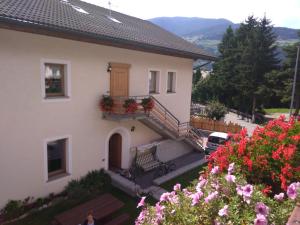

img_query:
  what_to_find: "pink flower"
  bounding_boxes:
[168,192,179,205]
[155,203,165,222]
[212,181,220,190]
[211,166,220,175]
[274,193,284,201]
[225,174,236,183]
[135,209,146,225]
[255,202,269,216]
[228,163,235,174]
[160,192,170,202]
[196,177,207,191]
[173,183,181,191]
[183,188,192,196]
[287,182,300,200]
[190,191,203,206]
[237,184,253,204]
[205,191,218,203]
[218,205,228,217]
[236,185,243,196]
[137,196,146,208]
[242,184,253,198]
[254,214,268,225]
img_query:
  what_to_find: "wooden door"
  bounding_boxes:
[109,133,122,169]
[110,63,130,97]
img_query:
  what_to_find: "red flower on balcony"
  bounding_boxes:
[141,97,154,112]
[123,98,138,113]
[100,96,114,112]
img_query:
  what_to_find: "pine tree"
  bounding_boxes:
[235,16,279,121]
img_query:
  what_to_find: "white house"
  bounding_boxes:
[0,0,215,208]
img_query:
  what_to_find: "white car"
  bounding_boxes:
[205,132,229,154]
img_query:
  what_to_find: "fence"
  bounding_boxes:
[190,103,207,116]
[190,116,242,133]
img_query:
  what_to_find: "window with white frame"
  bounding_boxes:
[46,137,69,180]
[149,70,160,94]
[167,71,176,93]
[42,60,70,99]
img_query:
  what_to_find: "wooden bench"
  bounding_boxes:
[103,213,130,225]
[54,193,124,225]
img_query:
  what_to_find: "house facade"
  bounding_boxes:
[0,0,214,208]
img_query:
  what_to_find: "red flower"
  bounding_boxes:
[262,186,272,196]
[291,134,300,141]
[282,145,296,160]
[243,156,253,172]
[279,174,287,190]
[238,139,247,156]
[281,163,293,178]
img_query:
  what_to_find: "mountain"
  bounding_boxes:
[149,17,299,40]
[149,17,299,58]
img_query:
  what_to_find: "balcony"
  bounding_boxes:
[100,95,204,150]
[101,95,189,135]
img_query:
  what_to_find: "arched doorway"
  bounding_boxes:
[109,133,122,170]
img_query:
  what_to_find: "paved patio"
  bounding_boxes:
[134,151,205,188]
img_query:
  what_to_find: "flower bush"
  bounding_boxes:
[99,96,114,112]
[208,115,300,192]
[136,164,297,225]
[123,98,139,113]
[141,97,155,112]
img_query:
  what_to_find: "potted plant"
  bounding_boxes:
[123,98,138,113]
[99,96,114,112]
[141,97,155,112]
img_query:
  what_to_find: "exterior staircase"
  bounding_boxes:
[102,95,204,151]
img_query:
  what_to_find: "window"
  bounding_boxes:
[45,63,66,97]
[47,138,67,178]
[149,70,159,94]
[41,59,71,100]
[167,72,176,93]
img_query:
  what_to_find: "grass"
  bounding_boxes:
[264,108,289,114]
[160,164,207,191]
[8,186,151,225]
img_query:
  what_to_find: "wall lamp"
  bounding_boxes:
[107,63,112,72]
[131,126,135,132]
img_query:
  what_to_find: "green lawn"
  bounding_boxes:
[8,187,147,225]
[160,164,207,191]
[264,108,289,114]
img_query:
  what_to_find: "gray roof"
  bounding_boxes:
[0,0,216,60]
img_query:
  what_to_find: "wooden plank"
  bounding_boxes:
[55,194,124,225]
[103,213,130,225]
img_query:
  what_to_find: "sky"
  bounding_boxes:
[82,0,300,29]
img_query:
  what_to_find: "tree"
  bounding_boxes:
[266,31,300,115]
[192,16,279,121]
[236,16,279,121]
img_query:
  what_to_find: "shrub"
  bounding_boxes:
[1,200,25,220]
[64,169,111,200]
[100,96,114,112]
[206,100,228,120]
[208,116,300,193]
[136,164,296,225]
[123,98,138,113]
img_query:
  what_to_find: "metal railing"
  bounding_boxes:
[102,95,203,147]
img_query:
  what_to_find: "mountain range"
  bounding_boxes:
[149,17,299,56]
